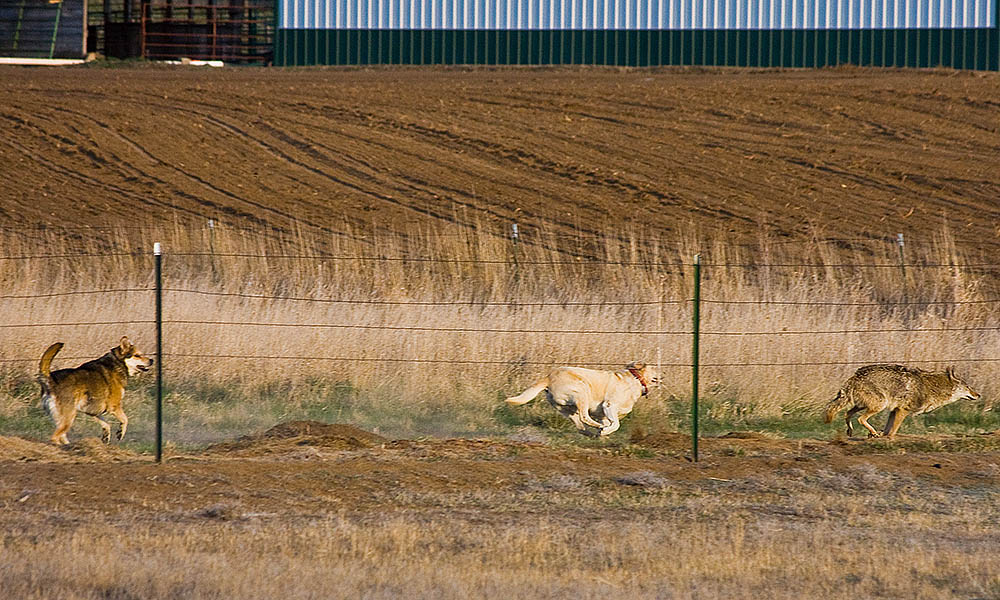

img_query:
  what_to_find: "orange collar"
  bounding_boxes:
[627,368,649,396]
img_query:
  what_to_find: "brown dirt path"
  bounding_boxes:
[2,424,998,523]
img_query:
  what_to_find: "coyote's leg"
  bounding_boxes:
[884,409,908,438]
[844,406,863,437]
[881,409,897,438]
[94,414,113,443]
[857,408,882,438]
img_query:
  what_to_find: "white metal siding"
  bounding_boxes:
[280,0,996,30]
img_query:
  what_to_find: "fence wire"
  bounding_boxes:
[161,287,686,307]
[0,288,151,300]
[5,250,1000,269]
[1,247,998,368]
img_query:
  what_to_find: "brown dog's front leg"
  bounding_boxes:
[94,415,112,443]
[112,407,128,442]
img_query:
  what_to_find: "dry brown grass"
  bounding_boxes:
[2,466,998,599]
[0,221,996,440]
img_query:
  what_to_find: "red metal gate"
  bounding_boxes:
[140,0,272,64]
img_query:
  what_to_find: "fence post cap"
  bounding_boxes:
[154,242,162,255]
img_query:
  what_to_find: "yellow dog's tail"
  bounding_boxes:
[37,342,64,420]
[506,375,550,406]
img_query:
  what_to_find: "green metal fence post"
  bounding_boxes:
[12,0,25,51]
[692,253,701,463]
[48,0,64,58]
[154,242,163,463]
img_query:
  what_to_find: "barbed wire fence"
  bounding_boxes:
[1,229,998,461]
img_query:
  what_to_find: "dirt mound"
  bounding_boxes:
[631,430,695,452]
[204,420,387,457]
[259,420,386,444]
[0,436,65,462]
[63,438,143,462]
[382,437,545,459]
[0,435,142,463]
[633,429,832,457]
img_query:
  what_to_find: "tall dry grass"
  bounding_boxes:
[0,221,996,441]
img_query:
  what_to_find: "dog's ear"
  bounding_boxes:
[118,337,134,354]
[946,366,957,381]
[627,361,645,371]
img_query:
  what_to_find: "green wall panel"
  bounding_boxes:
[275,29,1000,71]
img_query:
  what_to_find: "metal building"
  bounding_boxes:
[274,0,999,69]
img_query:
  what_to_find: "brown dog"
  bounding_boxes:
[38,337,153,445]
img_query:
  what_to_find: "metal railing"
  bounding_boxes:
[140,1,273,63]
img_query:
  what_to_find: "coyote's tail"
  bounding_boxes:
[37,342,63,419]
[824,388,852,423]
[506,376,550,406]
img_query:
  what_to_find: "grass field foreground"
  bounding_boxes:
[1,458,998,599]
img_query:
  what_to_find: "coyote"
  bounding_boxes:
[506,362,659,437]
[824,364,981,439]
[38,337,154,445]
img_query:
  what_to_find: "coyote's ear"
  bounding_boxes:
[119,336,131,350]
[946,366,956,380]
[628,361,646,370]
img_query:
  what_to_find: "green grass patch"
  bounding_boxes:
[664,394,998,441]
[663,395,831,439]
[2,373,996,451]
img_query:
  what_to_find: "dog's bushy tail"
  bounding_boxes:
[38,342,63,379]
[506,376,550,406]
[37,342,63,419]
[824,388,851,423]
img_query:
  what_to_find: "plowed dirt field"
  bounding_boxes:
[3,65,1000,244]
